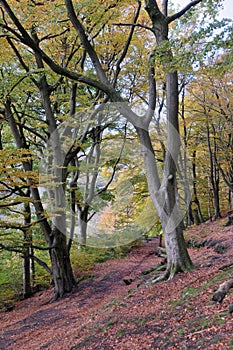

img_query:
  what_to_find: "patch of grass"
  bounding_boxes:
[213,311,228,326]
[130,313,156,326]
[77,273,96,285]
[102,317,118,331]
[103,297,121,311]
[202,267,233,290]
[212,335,224,344]
[177,328,185,336]
[181,287,199,298]
[134,317,146,325]
[70,335,97,350]
[184,316,211,333]
[168,298,185,307]
[185,228,207,242]
[116,329,126,337]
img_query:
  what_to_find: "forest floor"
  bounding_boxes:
[0,215,233,350]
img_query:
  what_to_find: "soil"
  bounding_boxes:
[0,216,233,349]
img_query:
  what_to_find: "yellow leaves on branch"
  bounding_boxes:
[0,148,39,187]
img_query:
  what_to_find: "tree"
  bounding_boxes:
[0,0,130,297]
[187,52,233,215]
[0,0,228,286]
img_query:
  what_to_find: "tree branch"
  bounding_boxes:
[64,0,109,85]
[0,242,52,275]
[30,255,51,275]
[113,22,153,32]
[113,1,142,85]
[162,0,168,17]
[96,124,127,196]
[0,0,110,93]
[144,52,156,125]
[167,0,203,24]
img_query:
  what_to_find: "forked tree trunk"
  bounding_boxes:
[137,126,193,279]
[142,1,196,277]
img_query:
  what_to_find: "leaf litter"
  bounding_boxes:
[0,215,233,349]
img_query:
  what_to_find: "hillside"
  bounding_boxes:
[0,216,233,350]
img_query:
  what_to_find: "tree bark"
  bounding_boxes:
[212,279,233,303]
[192,150,204,223]
[206,121,221,220]
[50,228,76,299]
[5,94,76,300]
[23,200,32,298]
[136,127,193,278]
[143,2,194,277]
[78,207,89,247]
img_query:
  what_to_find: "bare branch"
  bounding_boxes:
[113,22,153,32]
[31,255,51,275]
[113,1,142,85]
[167,0,203,24]
[0,242,52,274]
[162,0,168,16]
[96,124,127,196]
[144,52,156,125]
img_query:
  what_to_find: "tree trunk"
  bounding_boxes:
[180,84,193,227]
[23,229,32,298]
[213,279,233,303]
[78,207,89,246]
[5,97,76,300]
[142,2,195,278]
[192,150,204,223]
[206,121,221,220]
[50,228,76,299]
[23,200,32,298]
[159,167,193,277]
[162,222,193,278]
[136,127,193,278]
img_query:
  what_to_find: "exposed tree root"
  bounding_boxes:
[151,270,169,284]
[123,263,166,286]
[219,261,233,271]
[150,261,194,284]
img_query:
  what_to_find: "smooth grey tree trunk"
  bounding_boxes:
[136,125,193,279]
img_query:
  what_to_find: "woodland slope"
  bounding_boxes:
[1,216,233,349]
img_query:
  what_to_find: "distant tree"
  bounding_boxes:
[188,53,233,215]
